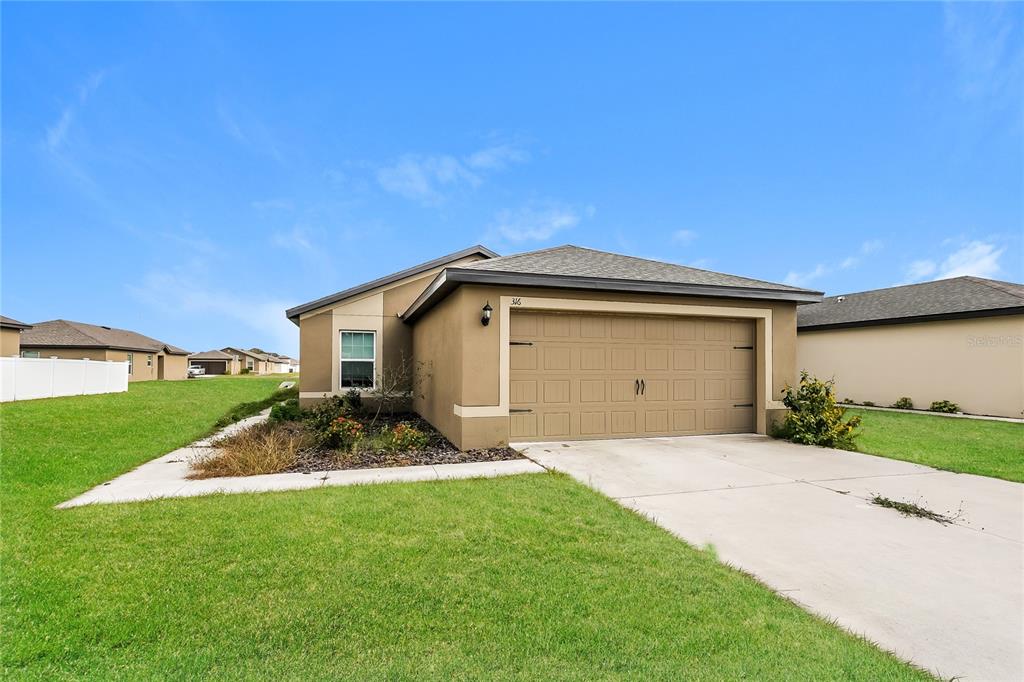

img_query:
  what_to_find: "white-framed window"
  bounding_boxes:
[340,331,375,389]
[127,352,134,375]
[20,350,40,358]
[146,354,153,367]
[246,358,254,371]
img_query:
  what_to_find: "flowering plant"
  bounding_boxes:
[387,422,429,452]
[324,416,364,451]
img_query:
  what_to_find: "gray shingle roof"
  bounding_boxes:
[21,320,189,355]
[286,245,499,322]
[460,245,815,293]
[189,349,235,360]
[0,316,32,330]
[797,276,1024,330]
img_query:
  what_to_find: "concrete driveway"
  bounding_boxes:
[516,434,1023,681]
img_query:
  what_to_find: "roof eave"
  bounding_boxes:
[402,269,824,323]
[798,305,1024,332]
[285,245,499,323]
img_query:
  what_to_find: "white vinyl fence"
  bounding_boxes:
[0,357,129,402]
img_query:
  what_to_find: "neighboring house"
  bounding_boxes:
[1,316,32,357]
[797,276,1024,419]
[20,319,190,381]
[287,244,821,449]
[221,347,270,374]
[266,353,299,373]
[189,350,240,375]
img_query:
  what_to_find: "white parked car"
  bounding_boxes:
[187,365,206,377]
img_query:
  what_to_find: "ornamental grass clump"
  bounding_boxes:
[774,372,861,451]
[190,422,307,479]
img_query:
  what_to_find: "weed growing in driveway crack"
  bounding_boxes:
[870,494,964,525]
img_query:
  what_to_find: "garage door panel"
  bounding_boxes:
[580,412,607,435]
[543,380,570,404]
[704,349,727,371]
[611,411,637,434]
[610,348,636,370]
[510,380,537,404]
[509,312,755,441]
[579,380,606,402]
[543,347,571,371]
[543,412,571,437]
[510,413,537,439]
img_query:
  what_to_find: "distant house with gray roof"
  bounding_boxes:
[20,319,190,381]
[797,276,1024,418]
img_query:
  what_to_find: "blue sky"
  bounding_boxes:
[3,2,1021,357]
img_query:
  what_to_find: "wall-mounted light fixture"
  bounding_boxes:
[481,301,493,326]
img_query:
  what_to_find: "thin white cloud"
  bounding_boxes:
[217,102,285,162]
[672,229,698,245]
[860,239,883,255]
[783,264,829,287]
[44,69,108,153]
[487,202,591,244]
[465,143,530,171]
[252,198,293,211]
[943,2,1022,102]
[272,225,315,252]
[129,267,298,356]
[906,259,938,281]
[936,240,1005,279]
[45,109,74,152]
[375,143,528,205]
[839,257,859,270]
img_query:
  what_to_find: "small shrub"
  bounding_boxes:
[840,398,854,405]
[774,372,862,451]
[342,388,363,414]
[386,422,429,452]
[322,416,364,451]
[190,423,306,478]
[303,396,346,436]
[929,400,960,414]
[891,396,914,410]
[240,367,251,375]
[861,401,875,407]
[269,398,302,422]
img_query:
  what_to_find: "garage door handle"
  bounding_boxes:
[733,403,753,408]
[509,408,533,413]
[510,341,533,346]
[640,379,645,395]
[635,379,640,396]
[733,346,753,350]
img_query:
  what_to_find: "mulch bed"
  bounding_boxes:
[280,412,523,473]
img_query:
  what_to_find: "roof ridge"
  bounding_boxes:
[59,319,110,346]
[822,276,970,299]
[963,276,1024,302]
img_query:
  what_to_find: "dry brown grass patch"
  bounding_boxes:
[188,422,309,479]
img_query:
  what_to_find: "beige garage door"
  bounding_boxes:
[509,312,755,441]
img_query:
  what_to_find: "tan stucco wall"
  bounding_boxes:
[21,347,110,362]
[1,328,21,357]
[298,254,487,404]
[411,288,466,443]
[161,353,189,381]
[414,284,799,449]
[797,315,1024,419]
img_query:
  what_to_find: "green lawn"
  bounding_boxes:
[1,379,927,680]
[848,408,1024,483]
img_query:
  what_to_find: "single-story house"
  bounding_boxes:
[222,347,271,374]
[797,276,1024,419]
[1,316,33,357]
[267,353,299,373]
[189,349,241,375]
[287,244,821,449]
[20,319,190,381]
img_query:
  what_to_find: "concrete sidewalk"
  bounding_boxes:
[519,434,1024,681]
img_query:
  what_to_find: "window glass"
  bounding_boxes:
[127,353,134,374]
[147,354,153,367]
[21,350,40,358]
[340,331,375,388]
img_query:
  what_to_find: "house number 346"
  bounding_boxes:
[510,297,522,306]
